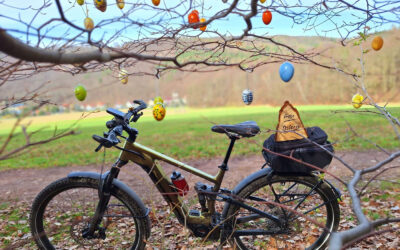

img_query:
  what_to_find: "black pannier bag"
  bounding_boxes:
[262,127,334,174]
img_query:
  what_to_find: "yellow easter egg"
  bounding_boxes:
[94,0,107,12]
[84,17,94,30]
[154,96,164,105]
[119,69,128,84]
[260,0,266,3]
[153,104,166,121]
[352,94,364,109]
[77,0,85,5]
[116,0,124,9]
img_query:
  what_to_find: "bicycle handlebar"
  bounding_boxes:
[92,100,147,151]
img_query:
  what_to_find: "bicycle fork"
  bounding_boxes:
[82,160,128,239]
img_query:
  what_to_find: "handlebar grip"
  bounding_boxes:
[92,134,116,148]
[92,125,121,148]
[133,100,147,112]
[92,134,105,144]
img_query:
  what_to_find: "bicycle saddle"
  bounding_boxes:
[211,121,260,138]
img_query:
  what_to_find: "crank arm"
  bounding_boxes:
[233,229,288,236]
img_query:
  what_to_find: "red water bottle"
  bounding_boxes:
[170,171,189,196]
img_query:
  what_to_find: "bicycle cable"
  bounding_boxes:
[100,147,106,177]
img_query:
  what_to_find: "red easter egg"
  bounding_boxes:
[188,10,200,24]
[262,10,272,25]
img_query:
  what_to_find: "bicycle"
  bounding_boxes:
[30,100,341,249]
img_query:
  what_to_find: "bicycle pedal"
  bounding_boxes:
[189,209,201,216]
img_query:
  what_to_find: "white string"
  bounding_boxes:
[246,72,250,89]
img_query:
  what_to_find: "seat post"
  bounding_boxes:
[219,137,236,171]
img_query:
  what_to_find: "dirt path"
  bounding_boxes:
[1,150,399,203]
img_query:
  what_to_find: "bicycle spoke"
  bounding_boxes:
[280,182,298,196]
[293,181,322,210]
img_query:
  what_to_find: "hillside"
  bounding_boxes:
[2,28,399,107]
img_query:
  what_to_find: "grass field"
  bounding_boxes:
[1,105,399,170]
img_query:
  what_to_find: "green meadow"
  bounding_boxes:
[0,105,399,170]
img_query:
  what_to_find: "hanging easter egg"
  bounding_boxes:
[94,0,107,12]
[154,96,164,105]
[77,0,85,5]
[260,0,266,3]
[119,69,128,84]
[352,94,364,109]
[152,0,160,6]
[116,0,124,9]
[279,61,295,82]
[153,104,166,121]
[371,36,383,51]
[242,89,253,105]
[262,10,272,25]
[200,18,207,31]
[84,17,94,30]
[188,11,200,23]
[75,85,87,101]
[188,10,200,28]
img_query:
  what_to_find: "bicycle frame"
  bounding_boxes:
[117,137,237,227]
[83,134,289,241]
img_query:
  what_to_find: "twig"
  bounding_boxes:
[359,165,400,195]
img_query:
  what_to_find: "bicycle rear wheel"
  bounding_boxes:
[30,177,150,249]
[224,174,340,249]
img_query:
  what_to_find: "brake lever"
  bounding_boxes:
[130,112,143,123]
[95,143,103,152]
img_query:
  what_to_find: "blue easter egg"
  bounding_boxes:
[279,62,294,82]
[242,89,253,105]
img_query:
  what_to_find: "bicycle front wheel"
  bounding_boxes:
[30,177,150,249]
[224,174,340,249]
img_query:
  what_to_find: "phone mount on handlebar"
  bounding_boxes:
[106,108,125,121]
